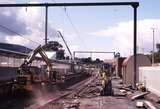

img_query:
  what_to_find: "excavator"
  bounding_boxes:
[16,45,55,91]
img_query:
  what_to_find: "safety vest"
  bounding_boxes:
[101,72,108,88]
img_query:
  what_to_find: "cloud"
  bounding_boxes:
[0,4,59,48]
[0,4,80,56]
[52,32,81,55]
[0,0,16,4]
[0,8,29,35]
[90,19,160,57]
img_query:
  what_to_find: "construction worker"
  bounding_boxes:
[100,69,112,96]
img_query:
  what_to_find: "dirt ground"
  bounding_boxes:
[49,77,160,109]
[60,96,136,109]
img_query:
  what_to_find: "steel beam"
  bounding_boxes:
[73,51,115,60]
[0,2,139,7]
[74,51,115,54]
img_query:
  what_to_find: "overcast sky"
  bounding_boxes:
[0,0,159,60]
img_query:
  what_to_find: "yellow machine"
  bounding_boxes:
[16,45,54,91]
[136,83,146,92]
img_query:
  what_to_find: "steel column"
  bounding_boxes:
[45,6,48,44]
[132,4,139,88]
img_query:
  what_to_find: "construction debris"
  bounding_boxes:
[131,92,149,101]
[136,101,144,108]
[145,93,160,103]
[63,100,80,109]
[144,101,157,109]
[136,83,146,92]
[119,85,133,92]
[120,89,127,93]
[113,89,126,97]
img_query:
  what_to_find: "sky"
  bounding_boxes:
[0,0,160,60]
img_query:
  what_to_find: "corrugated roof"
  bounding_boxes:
[122,54,151,66]
[0,43,31,58]
[0,43,31,53]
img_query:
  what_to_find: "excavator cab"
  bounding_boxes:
[16,65,33,91]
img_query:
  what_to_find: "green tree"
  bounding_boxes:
[156,43,160,52]
[42,41,63,51]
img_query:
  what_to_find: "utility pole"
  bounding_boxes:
[151,28,156,65]
[90,52,92,59]
[45,6,48,44]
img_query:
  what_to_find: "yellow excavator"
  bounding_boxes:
[16,45,54,91]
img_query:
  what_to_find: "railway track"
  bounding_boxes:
[29,72,99,109]
[0,72,93,109]
[66,74,100,99]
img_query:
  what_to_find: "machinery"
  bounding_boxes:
[16,45,54,91]
[15,43,90,92]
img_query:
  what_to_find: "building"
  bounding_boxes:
[139,66,160,96]
[115,57,126,78]
[0,43,43,82]
[122,54,151,87]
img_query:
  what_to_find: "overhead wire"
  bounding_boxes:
[64,9,87,47]
[52,0,88,49]
[0,24,40,45]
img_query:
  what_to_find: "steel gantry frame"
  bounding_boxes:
[73,51,115,60]
[0,2,139,87]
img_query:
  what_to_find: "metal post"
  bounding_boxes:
[45,6,48,44]
[73,51,75,60]
[151,28,155,65]
[133,4,138,88]
[90,52,92,59]
[113,52,116,58]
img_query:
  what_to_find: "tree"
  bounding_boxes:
[115,52,120,58]
[56,49,65,60]
[94,58,101,63]
[80,57,92,64]
[156,43,160,52]
[65,56,70,60]
[42,41,65,60]
[150,43,160,63]
[42,41,63,51]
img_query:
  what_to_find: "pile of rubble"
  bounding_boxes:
[112,78,160,109]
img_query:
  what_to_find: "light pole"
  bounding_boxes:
[151,28,156,65]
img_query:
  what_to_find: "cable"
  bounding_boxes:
[64,10,87,46]
[52,0,88,48]
[0,24,40,45]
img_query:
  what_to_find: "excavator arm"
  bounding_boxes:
[25,45,43,64]
[20,45,53,80]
